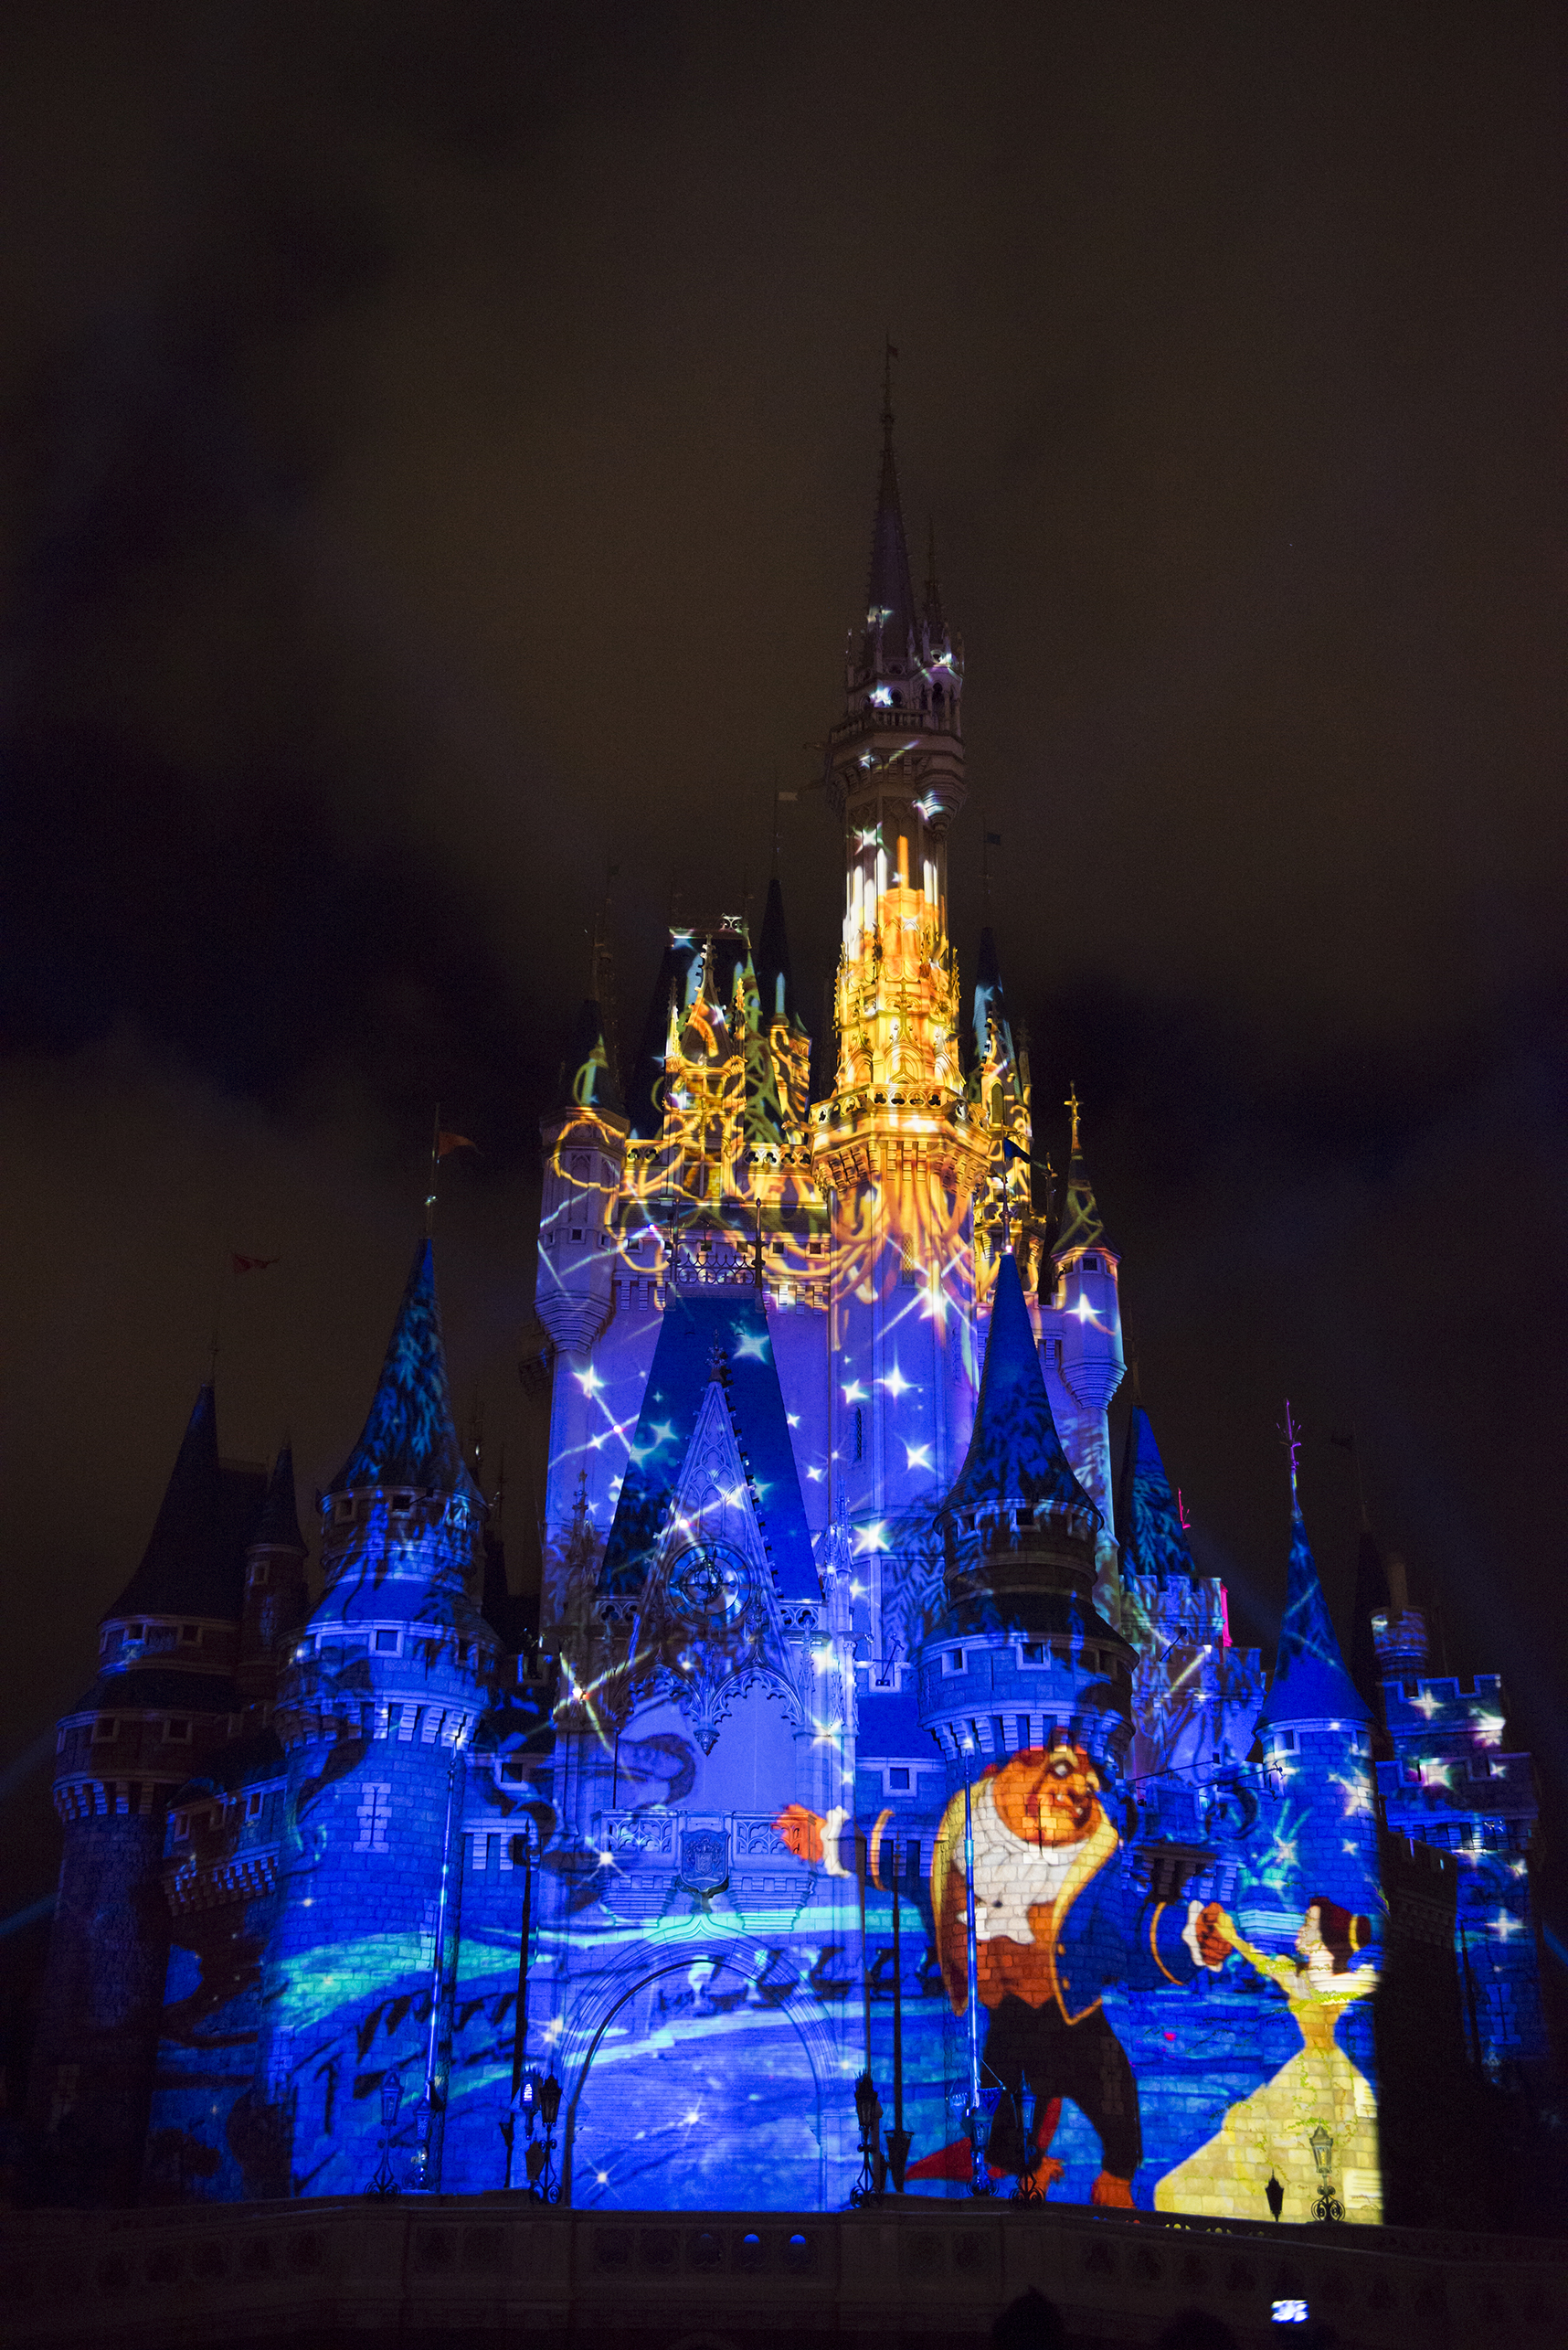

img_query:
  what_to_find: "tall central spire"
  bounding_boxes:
[813,366,979,1207]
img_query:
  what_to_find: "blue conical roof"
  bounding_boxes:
[1255,1501,1370,1730]
[329,1239,478,1501]
[943,1255,1098,1526]
[1118,1408,1195,1582]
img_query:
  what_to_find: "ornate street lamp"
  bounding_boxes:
[964,2089,997,2199]
[849,2069,885,2206]
[524,2068,563,2203]
[366,2068,403,2197]
[1265,2170,1285,2223]
[1308,2124,1343,2223]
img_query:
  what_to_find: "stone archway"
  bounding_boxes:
[561,1946,830,2210]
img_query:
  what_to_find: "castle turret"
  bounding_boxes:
[238,1443,308,1707]
[1252,1461,1379,1934]
[32,1386,262,2203]
[255,1239,497,2196]
[917,1254,1133,1781]
[1039,1094,1124,1615]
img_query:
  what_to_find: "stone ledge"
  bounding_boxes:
[0,2196,1563,2349]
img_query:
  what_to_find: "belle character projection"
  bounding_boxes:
[1156,1896,1381,2224]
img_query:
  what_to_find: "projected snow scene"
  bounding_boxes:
[37,388,1549,2217]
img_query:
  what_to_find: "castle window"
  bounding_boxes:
[91,1717,118,1744]
[334,1498,353,1525]
[164,1718,192,1742]
[1083,1255,1099,1271]
[900,1250,917,1287]
[390,1492,414,1515]
[246,1792,264,1821]
[249,1559,270,1586]
[853,1407,863,1463]
[570,1228,583,1243]
[888,1766,911,1792]
[376,1630,400,1654]
[570,1153,589,1181]
[179,1623,200,1644]
[173,1815,190,1842]
[942,1649,967,1676]
[1021,1643,1045,1664]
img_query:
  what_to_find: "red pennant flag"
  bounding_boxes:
[436,1132,478,1160]
[230,1253,280,1275]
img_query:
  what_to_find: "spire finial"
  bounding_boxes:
[1278,1398,1302,1506]
[1052,1088,1106,1260]
[882,335,897,447]
[1065,1084,1082,1151]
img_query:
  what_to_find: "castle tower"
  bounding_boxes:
[1040,1095,1125,1612]
[255,1239,497,2196]
[810,383,988,1554]
[968,927,1039,1303]
[31,1386,262,2203]
[1116,1405,1264,1786]
[1252,1466,1379,1934]
[536,994,630,1558]
[237,1443,309,1707]
[1371,1560,1547,2070]
[916,1253,1133,1782]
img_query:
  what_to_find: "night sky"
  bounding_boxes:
[2,3,1565,2011]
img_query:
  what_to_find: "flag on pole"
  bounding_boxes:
[436,1132,478,1160]
[230,1253,280,1275]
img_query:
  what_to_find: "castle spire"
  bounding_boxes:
[552,995,624,1120]
[970,924,1016,1071]
[329,1238,478,1502]
[863,359,917,669]
[102,1382,235,1622]
[941,1253,1098,1536]
[923,516,946,644]
[253,1439,305,1553]
[1053,1088,1107,1259]
[1256,1461,1370,1733]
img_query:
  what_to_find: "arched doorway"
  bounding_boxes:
[564,1951,827,2209]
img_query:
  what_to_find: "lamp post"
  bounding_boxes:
[885,1836,912,2194]
[366,2068,404,2197]
[959,1739,992,2197]
[849,2068,885,2206]
[1265,2170,1285,2223]
[1308,2124,1343,2223]
[524,2066,563,2203]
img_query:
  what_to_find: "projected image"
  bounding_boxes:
[1155,1897,1381,2223]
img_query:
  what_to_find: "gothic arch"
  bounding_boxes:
[556,1920,837,2207]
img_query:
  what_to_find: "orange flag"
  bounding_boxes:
[436,1132,478,1160]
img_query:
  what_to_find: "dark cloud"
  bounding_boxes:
[2,1,1566,1993]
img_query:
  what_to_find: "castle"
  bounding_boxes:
[28,398,1548,2219]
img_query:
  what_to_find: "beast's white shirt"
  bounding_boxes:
[955,1777,1079,1943]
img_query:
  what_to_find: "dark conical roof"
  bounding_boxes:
[329,1239,480,1502]
[863,412,917,659]
[1256,1498,1371,1731]
[1349,1521,1393,1712]
[1117,1408,1196,1582]
[756,875,799,1032]
[943,1255,1098,1526]
[1053,1090,1107,1258]
[552,997,623,1120]
[252,1442,305,1553]
[627,935,702,1139]
[923,517,946,642]
[102,1386,258,1623]
[971,926,1016,1070]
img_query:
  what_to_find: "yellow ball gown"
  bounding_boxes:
[1154,1926,1382,2226]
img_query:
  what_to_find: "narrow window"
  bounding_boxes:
[375,1629,399,1654]
[888,1765,911,1792]
[164,1717,192,1742]
[853,1406,863,1463]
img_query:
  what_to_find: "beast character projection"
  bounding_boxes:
[35,393,1547,2219]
